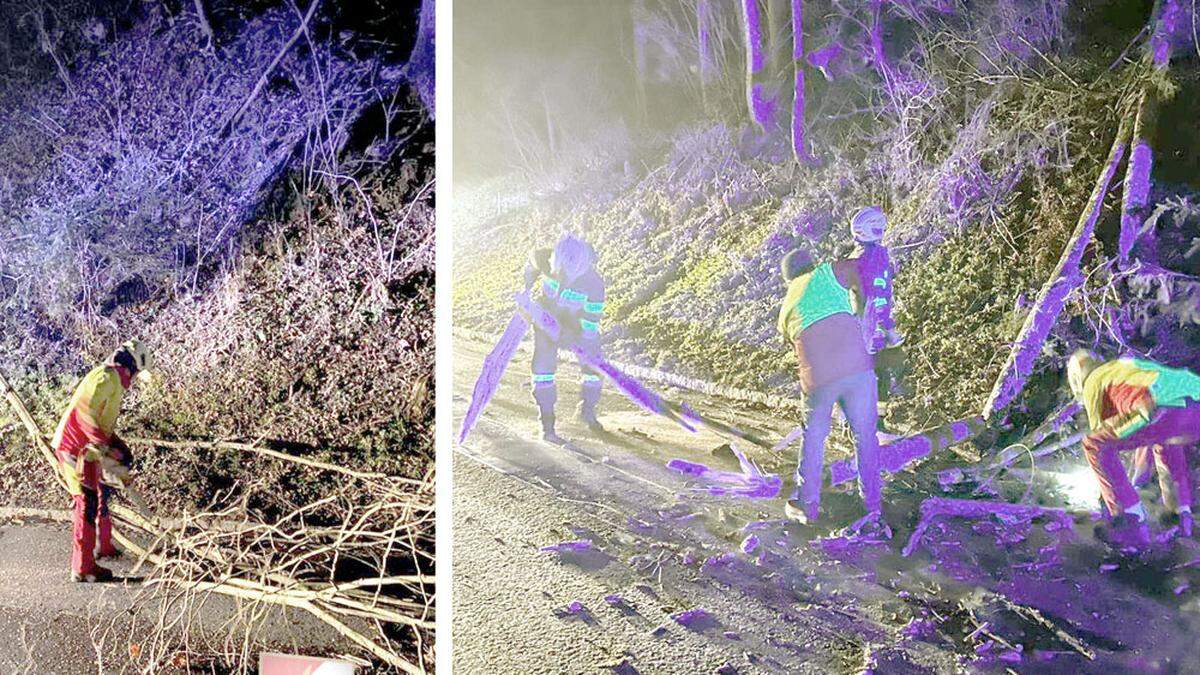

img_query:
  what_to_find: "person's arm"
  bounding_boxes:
[833,258,865,307]
[777,287,794,350]
[1100,392,1157,439]
[108,435,134,468]
[523,248,553,291]
[580,278,605,343]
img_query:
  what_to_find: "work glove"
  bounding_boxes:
[109,436,134,468]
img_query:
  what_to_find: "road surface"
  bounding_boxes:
[0,517,361,673]
[452,333,1200,674]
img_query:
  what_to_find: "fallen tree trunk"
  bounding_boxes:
[127,437,397,483]
[829,415,986,486]
[1119,89,1157,262]
[0,371,66,490]
[986,402,1081,469]
[981,113,1134,420]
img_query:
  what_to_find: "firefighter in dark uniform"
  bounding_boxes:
[523,234,607,443]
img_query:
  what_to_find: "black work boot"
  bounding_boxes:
[1094,513,1151,552]
[578,383,606,434]
[72,566,114,583]
[534,385,565,445]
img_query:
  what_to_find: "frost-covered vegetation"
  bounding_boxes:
[455,0,1200,438]
[0,1,433,669]
[0,0,433,491]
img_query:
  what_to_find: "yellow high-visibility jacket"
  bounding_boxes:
[52,365,130,493]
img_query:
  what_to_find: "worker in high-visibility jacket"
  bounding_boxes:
[522,234,607,444]
[849,206,903,354]
[1068,350,1200,542]
[52,340,152,582]
[777,248,888,539]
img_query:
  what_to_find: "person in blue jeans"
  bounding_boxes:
[777,248,889,539]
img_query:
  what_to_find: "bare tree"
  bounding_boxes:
[741,0,775,129]
[1119,0,1180,263]
[790,0,811,163]
[193,0,215,48]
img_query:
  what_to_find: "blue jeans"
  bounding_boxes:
[796,370,881,516]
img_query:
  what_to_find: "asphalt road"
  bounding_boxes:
[0,519,361,673]
[452,332,1200,674]
[451,334,961,674]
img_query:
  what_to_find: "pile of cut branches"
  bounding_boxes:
[0,372,434,673]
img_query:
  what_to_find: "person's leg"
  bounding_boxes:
[531,330,560,442]
[577,339,604,432]
[1102,405,1200,513]
[1153,444,1192,513]
[1131,446,1156,488]
[840,371,882,515]
[794,384,838,520]
[1084,438,1142,516]
[72,488,99,576]
[96,484,119,558]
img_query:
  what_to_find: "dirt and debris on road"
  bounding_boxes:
[453,334,1200,674]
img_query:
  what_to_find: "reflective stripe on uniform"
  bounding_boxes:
[560,289,587,303]
[873,277,888,288]
[873,297,887,307]
[584,301,605,313]
[582,374,602,384]
[580,319,600,334]
[543,279,560,296]
[532,373,556,384]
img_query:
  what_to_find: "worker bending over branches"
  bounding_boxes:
[1068,350,1200,545]
[53,340,152,583]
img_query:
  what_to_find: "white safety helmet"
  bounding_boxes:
[1066,349,1099,401]
[552,234,592,282]
[115,339,154,383]
[850,206,887,243]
